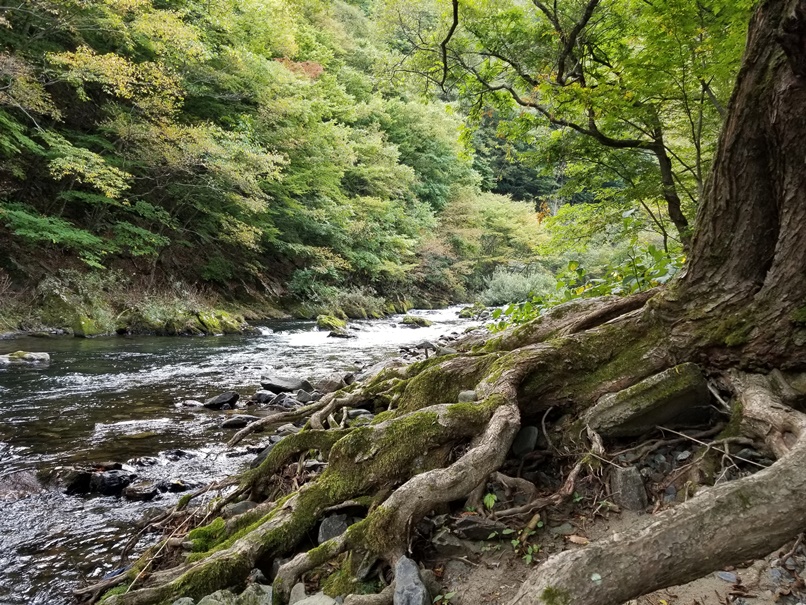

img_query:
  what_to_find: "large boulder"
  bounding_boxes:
[584,362,710,438]
[260,374,313,393]
[400,315,433,328]
[204,392,240,410]
[316,315,346,331]
[314,373,347,394]
[90,469,136,496]
[317,514,349,544]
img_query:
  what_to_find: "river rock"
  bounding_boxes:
[123,481,159,501]
[393,556,430,605]
[90,469,135,496]
[610,466,647,511]
[289,583,307,604]
[296,593,336,605]
[318,514,349,544]
[221,415,259,429]
[61,468,93,494]
[327,328,355,339]
[261,374,313,393]
[238,584,272,605]
[435,346,458,356]
[314,373,347,394]
[511,426,539,457]
[0,351,50,364]
[204,392,240,410]
[268,393,301,409]
[253,390,276,404]
[0,470,42,501]
[294,389,314,403]
[179,399,205,408]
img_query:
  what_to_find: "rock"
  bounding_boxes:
[609,467,647,511]
[356,358,406,382]
[419,569,441,601]
[715,571,738,583]
[204,391,240,410]
[549,522,575,536]
[251,444,275,469]
[511,426,539,457]
[0,470,43,501]
[296,593,336,605]
[261,374,313,393]
[289,583,307,604]
[295,389,314,403]
[221,415,259,429]
[318,514,349,544]
[328,328,356,339]
[161,479,192,493]
[179,399,205,408]
[253,390,276,404]
[584,363,710,438]
[172,598,196,605]
[393,556,430,605]
[453,515,508,541]
[222,500,258,518]
[198,590,237,605]
[317,315,346,331]
[431,528,474,557]
[457,390,477,402]
[61,468,93,495]
[414,340,436,351]
[90,470,135,496]
[0,351,51,364]
[344,373,356,385]
[400,315,433,328]
[238,583,273,605]
[435,346,457,356]
[276,423,300,435]
[123,481,159,501]
[314,374,347,394]
[248,568,269,585]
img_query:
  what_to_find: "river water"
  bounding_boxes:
[0,308,477,604]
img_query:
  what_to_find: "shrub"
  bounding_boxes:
[479,266,556,306]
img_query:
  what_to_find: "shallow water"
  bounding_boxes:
[0,308,477,604]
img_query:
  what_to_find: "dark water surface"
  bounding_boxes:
[0,308,476,604]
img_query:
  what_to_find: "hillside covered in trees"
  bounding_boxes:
[0,0,749,336]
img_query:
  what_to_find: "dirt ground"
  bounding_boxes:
[436,510,806,605]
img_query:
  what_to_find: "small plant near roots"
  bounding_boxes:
[433,590,457,604]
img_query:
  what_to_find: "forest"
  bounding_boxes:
[0,0,748,334]
[5,0,806,605]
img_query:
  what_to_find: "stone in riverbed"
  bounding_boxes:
[251,444,275,469]
[90,469,136,496]
[394,556,430,605]
[314,373,347,394]
[253,390,276,404]
[294,389,313,403]
[260,374,313,393]
[124,481,159,501]
[179,399,205,408]
[221,414,259,429]
[0,351,50,364]
[204,391,240,410]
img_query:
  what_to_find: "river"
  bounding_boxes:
[0,308,478,604]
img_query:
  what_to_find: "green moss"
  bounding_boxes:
[197,311,222,334]
[396,355,494,413]
[322,555,381,597]
[792,307,806,325]
[99,585,128,601]
[541,586,572,605]
[187,517,227,552]
[177,493,193,510]
[400,315,433,327]
[718,400,744,438]
[72,314,104,337]
[317,315,347,331]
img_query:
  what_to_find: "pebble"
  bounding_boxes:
[715,571,737,583]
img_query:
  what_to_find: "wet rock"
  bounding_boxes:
[318,514,349,544]
[165,449,194,461]
[253,390,276,404]
[261,374,313,393]
[204,391,240,410]
[314,374,348,394]
[511,426,539,457]
[223,500,259,518]
[453,515,508,541]
[289,583,307,604]
[160,479,192,493]
[269,393,300,409]
[179,399,205,408]
[221,415,259,429]
[457,390,477,402]
[327,328,356,339]
[609,466,647,511]
[0,351,50,364]
[124,481,159,501]
[0,470,43,501]
[60,468,93,495]
[585,363,709,438]
[394,556,430,605]
[90,470,135,496]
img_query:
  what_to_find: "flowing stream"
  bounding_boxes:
[0,308,478,604]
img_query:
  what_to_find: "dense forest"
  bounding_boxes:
[0,0,749,335]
